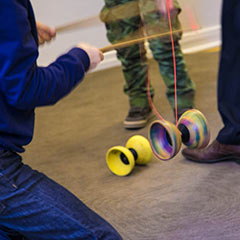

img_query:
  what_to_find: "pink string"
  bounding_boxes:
[166,0,178,125]
[146,0,178,123]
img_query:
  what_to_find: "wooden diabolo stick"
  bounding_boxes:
[100,28,188,53]
[54,17,199,54]
[55,16,99,33]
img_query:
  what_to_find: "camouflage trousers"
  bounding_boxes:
[100,0,195,111]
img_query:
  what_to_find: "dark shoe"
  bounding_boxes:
[182,140,240,163]
[124,106,153,129]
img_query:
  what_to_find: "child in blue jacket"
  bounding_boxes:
[0,0,122,239]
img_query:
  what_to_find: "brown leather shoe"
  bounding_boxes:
[182,140,240,163]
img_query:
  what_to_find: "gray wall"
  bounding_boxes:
[31,0,222,67]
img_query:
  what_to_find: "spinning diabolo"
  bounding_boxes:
[149,109,210,160]
[106,135,153,176]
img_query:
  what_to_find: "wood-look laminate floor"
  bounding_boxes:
[22,50,240,240]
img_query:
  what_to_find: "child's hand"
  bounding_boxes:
[77,43,104,70]
[36,21,56,45]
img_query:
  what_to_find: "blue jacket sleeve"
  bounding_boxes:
[0,0,90,110]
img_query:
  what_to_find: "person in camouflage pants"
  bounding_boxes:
[100,0,195,129]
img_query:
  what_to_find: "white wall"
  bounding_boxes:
[31,0,222,70]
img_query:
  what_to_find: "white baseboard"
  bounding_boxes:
[180,25,221,54]
[95,25,221,72]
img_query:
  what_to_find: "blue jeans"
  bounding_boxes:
[0,150,122,240]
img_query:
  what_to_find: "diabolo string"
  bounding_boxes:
[144,0,178,125]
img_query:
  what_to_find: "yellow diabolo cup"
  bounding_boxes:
[106,135,153,176]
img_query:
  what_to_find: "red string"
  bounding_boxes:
[147,72,164,121]
[166,0,178,125]
[138,20,164,120]
[142,36,164,121]
[145,0,178,124]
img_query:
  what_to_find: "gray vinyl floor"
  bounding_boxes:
[22,50,240,240]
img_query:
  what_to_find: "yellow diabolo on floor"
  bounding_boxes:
[106,135,153,176]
